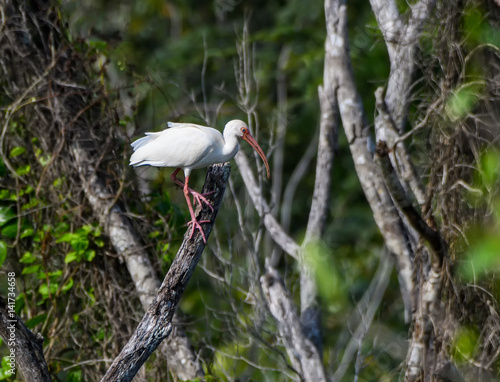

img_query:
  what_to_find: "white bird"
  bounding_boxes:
[130,119,270,242]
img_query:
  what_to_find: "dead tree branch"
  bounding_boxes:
[261,268,327,382]
[101,163,230,382]
[235,152,300,260]
[0,296,52,382]
[375,141,445,267]
[324,0,414,320]
[71,140,204,380]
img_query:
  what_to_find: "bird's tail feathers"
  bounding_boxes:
[130,133,161,151]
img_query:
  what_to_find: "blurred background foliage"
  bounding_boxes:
[1,0,500,380]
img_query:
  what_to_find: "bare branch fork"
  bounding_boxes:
[101,163,231,382]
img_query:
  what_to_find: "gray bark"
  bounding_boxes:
[261,268,327,382]
[235,151,301,260]
[71,142,204,380]
[324,0,414,321]
[0,297,52,382]
[101,163,230,382]
[299,85,339,355]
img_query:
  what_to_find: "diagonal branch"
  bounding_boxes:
[72,132,204,381]
[235,151,300,260]
[0,296,52,382]
[101,163,230,382]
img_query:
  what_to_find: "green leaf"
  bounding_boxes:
[68,369,83,382]
[480,150,500,187]
[56,232,77,243]
[39,283,58,299]
[62,278,74,293]
[20,228,34,239]
[445,83,483,121]
[1,223,18,239]
[9,146,25,157]
[38,154,51,167]
[25,313,48,329]
[65,252,79,263]
[0,241,6,268]
[16,164,31,176]
[19,251,35,264]
[461,236,500,278]
[0,207,16,226]
[22,264,40,275]
[48,270,63,279]
[84,249,96,262]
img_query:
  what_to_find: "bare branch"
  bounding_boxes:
[374,87,426,205]
[235,151,300,260]
[304,85,338,242]
[332,253,393,382]
[72,135,204,380]
[375,141,444,266]
[324,0,414,320]
[101,163,231,382]
[260,268,327,382]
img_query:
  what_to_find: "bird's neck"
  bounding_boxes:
[222,132,240,160]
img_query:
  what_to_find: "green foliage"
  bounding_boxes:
[464,5,500,47]
[0,241,7,268]
[460,150,500,280]
[0,356,15,380]
[445,82,484,121]
[452,326,480,363]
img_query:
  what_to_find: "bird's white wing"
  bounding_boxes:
[130,124,221,168]
[167,122,210,129]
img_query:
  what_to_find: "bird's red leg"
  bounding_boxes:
[170,168,214,212]
[183,176,210,243]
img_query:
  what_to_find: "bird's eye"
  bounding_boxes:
[241,127,247,134]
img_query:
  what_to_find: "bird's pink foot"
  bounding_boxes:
[190,190,215,212]
[187,219,210,243]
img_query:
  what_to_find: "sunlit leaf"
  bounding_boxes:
[453,327,478,362]
[0,207,16,226]
[19,251,35,264]
[65,252,79,263]
[16,164,30,176]
[445,83,483,121]
[0,241,7,268]
[22,264,40,275]
[9,146,25,157]
[62,278,74,293]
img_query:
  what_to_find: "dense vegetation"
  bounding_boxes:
[1,0,500,381]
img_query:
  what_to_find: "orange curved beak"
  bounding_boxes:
[242,132,271,178]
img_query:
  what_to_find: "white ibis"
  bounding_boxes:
[130,119,270,242]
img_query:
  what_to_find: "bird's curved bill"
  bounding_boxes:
[243,133,271,178]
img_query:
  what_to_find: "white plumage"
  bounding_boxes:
[130,119,270,242]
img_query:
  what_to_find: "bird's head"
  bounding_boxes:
[225,119,270,179]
